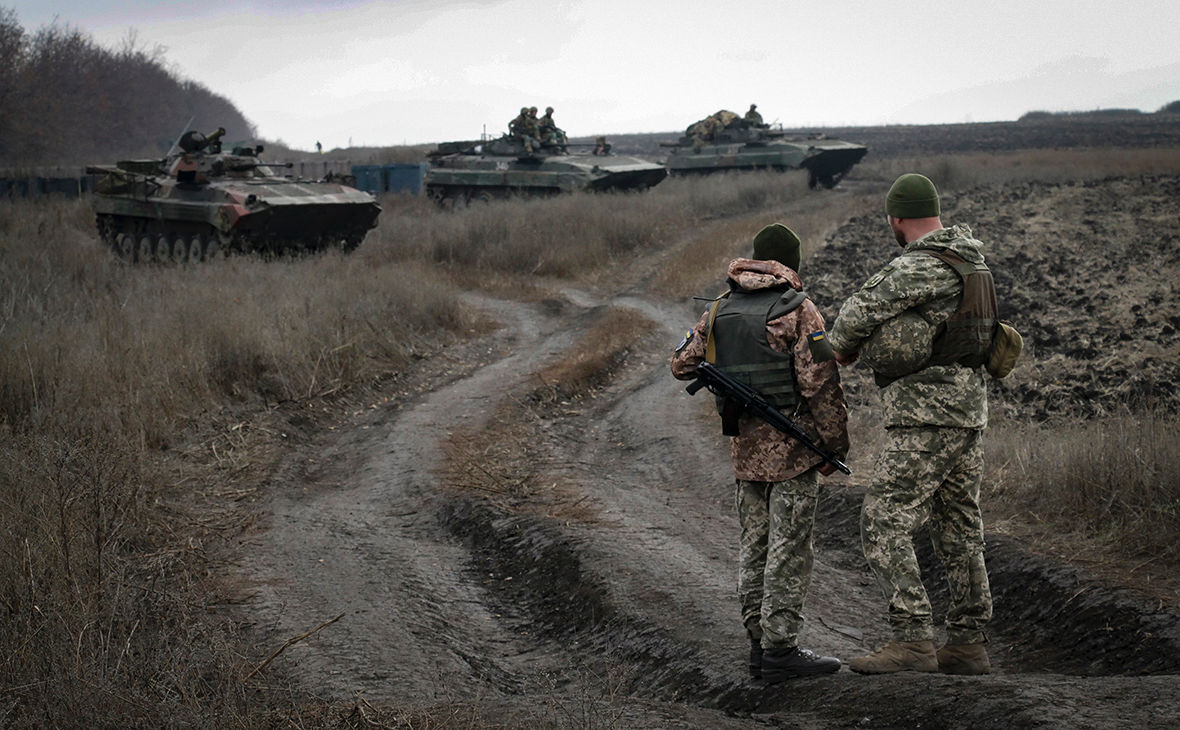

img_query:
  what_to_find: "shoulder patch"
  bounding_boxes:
[807,330,836,362]
[863,265,896,289]
[674,329,694,353]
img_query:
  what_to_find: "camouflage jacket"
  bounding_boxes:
[828,225,989,429]
[671,259,850,481]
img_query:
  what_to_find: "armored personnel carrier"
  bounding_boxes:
[662,110,868,188]
[87,127,380,262]
[424,134,667,205]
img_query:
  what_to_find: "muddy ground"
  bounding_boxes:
[235,173,1180,728]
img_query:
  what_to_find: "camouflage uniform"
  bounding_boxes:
[672,258,849,648]
[508,109,540,152]
[828,225,993,645]
[538,108,564,145]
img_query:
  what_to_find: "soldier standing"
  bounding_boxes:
[745,104,764,126]
[828,173,995,676]
[671,224,850,683]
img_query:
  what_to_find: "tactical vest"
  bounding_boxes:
[704,286,808,419]
[916,245,998,368]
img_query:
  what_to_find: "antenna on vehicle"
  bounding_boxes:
[166,116,196,157]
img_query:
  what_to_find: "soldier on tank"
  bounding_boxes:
[508,107,540,153]
[745,104,764,127]
[672,224,850,683]
[828,173,997,677]
[538,106,566,146]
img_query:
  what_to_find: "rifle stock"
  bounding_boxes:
[686,361,851,475]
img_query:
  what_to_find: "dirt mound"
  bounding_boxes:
[807,175,1180,419]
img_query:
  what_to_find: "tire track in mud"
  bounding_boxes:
[238,294,583,703]
[433,290,1180,727]
[242,284,1180,727]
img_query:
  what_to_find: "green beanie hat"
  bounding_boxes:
[886,173,940,218]
[751,223,801,272]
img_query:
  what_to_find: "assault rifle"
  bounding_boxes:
[685,361,851,475]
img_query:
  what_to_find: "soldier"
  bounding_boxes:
[508,107,539,153]
[745,104,764,126]
[671,224,850,683]
[538,106,564,145]
[508,107,529,136]
[828,173,996,676]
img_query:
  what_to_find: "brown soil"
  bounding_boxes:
[234,175,1180,728]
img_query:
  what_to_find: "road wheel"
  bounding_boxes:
[155,235,174,264]
[137,235,154,263]
[170,236,190,265]
[187,235,204,262]
[448,191,469,210]
[116,233,136,262]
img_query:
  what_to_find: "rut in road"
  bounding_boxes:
[239,294,582,703]
[241,287,1180,728]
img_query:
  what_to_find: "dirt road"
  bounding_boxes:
[239,179,1180,728]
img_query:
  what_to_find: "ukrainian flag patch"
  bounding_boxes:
[808,330,836,362]
[674,329,694,353]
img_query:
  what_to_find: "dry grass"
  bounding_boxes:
[533,306,657,402]
[368,170,814,282]
[442,306,657,525]
[0,197,478,726]
[985,412,1180,570]
[3,144,1179,724]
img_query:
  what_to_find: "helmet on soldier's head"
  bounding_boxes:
[546,106,554,114]
[529,106,538,113]
[860,309,933,378]
[520,107,528,114]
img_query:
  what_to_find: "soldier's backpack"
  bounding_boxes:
[917,244,1022,379]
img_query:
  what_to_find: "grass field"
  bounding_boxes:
[2,143,1178,726]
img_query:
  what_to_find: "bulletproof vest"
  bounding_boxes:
[917,246,998,368]
[705,286,807,416]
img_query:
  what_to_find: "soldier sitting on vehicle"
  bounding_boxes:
[538,106,567,147]
[745,104,767,128]
[508,107,540,153]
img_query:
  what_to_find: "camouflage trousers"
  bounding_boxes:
[861,427,993,644]
[735,468,820,649]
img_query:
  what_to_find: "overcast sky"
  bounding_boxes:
[9,0,1180,151]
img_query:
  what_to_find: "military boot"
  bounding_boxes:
[748,638,763,680]
[848,640,938,675]
[761,647,841,683]
[937,642,991,675]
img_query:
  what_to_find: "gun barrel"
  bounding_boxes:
[688,362,850,475]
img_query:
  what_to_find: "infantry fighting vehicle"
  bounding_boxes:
[87,128,380,262]
[424,134,667,205]
[662,110,868,188]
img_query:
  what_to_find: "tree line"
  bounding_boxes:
[0,6,254,167]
